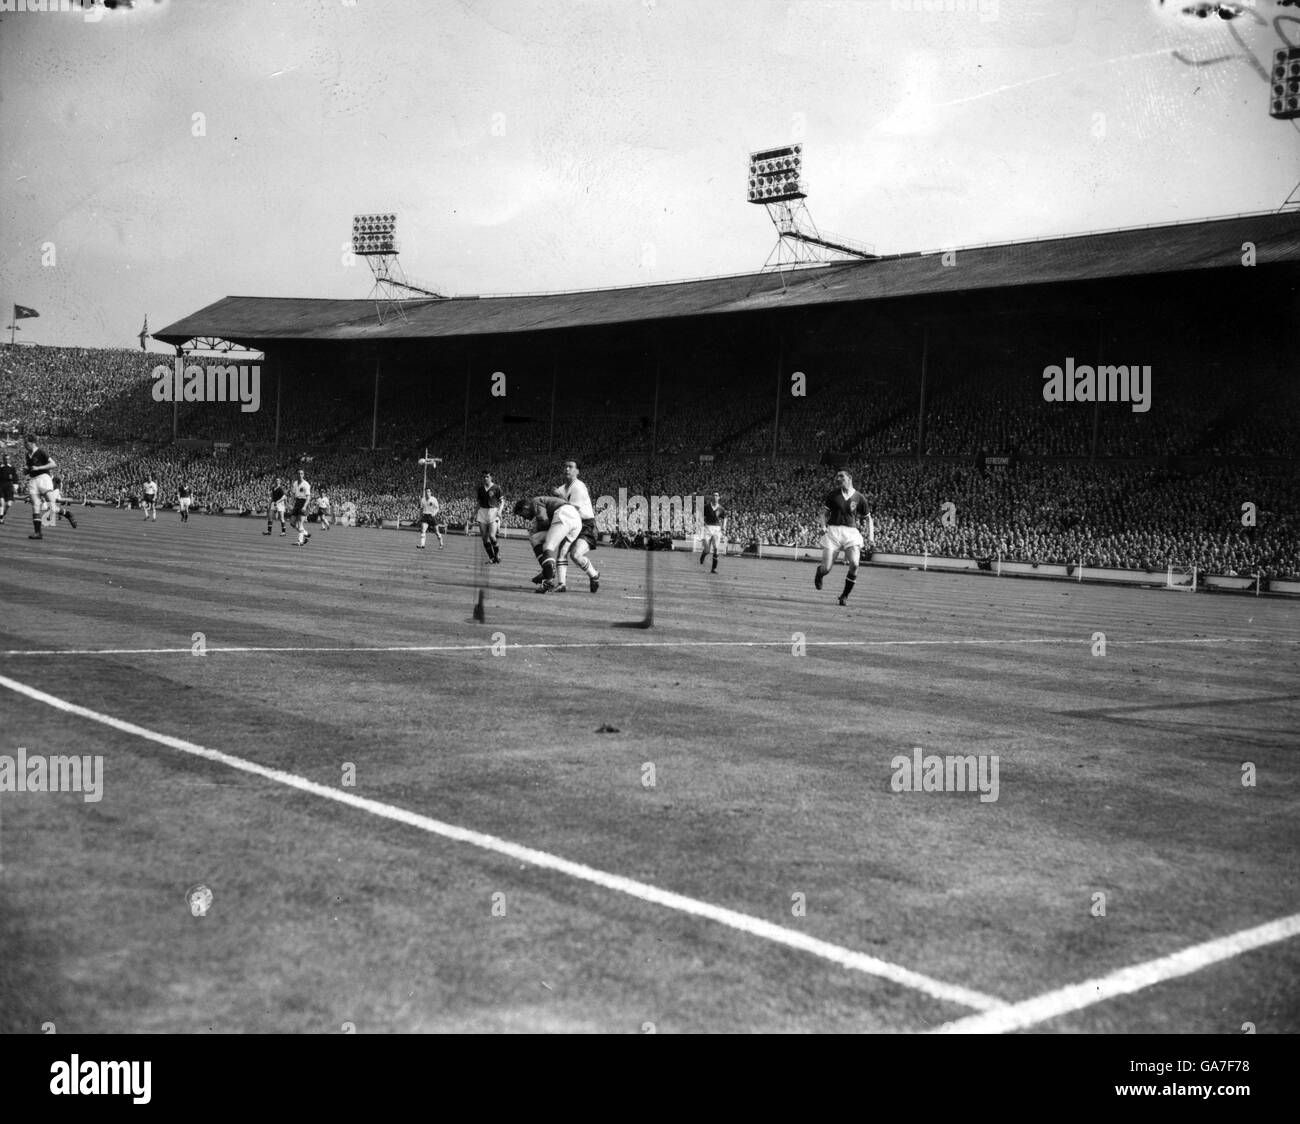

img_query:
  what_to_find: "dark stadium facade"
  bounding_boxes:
[154,211,1300,463]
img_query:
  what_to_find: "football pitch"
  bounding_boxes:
[1,507,1297,1034]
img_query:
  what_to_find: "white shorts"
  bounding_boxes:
[544,506,582,549]
[27,474,53,505]
[272,500,285,516]
[179,498,192,510]
[477,507,500,526]
[820,525,864,555]
[701,525,723,547]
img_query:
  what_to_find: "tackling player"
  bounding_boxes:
[814,469,874,606]
[290,469,312,546]
[263,478,288,536]
[476,471,504,563]
[0,453,17,525]
[700,491,726,573]
[513,496,582,593]
[23,435,56,540]
[417,488,444,549]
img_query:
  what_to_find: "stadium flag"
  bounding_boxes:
[13,305,39,320]
[139,314,149,351]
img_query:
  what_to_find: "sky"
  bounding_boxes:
[1,0,1297,349]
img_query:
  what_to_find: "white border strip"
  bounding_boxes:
[0,671,1003,1014]
[937,912,1300,1033]
[1,636,1291,658]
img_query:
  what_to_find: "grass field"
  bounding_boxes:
[1,505,1297,1034]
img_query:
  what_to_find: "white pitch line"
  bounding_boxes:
[936,911,1300,1034]
[0,636,1292,658]
[0,671,1003,1014]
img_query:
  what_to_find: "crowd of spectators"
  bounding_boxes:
[6,342,1298,579]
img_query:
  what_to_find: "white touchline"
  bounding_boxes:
[0,671,1003,1014]
[936,911,1300,1034]
[0,637,1291,658]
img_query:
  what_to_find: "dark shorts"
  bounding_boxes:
[291,498,307,518]
[575,517,598,550]
[0,485,13,501]
[419,513,440,529]
[144,493,157,505]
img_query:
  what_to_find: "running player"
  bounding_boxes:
[0,453,17,525]
[23,435,57,540]
[141,474,159,520]
[178,482,193,523]
[417,488,444,549]
[552,459,599,593]
[700,490,726,573]
[814,469,874,606]
[264,478,288,536]
[513,496,582,593]
[316,492,332,530]
[47,477,78,530]
[476,471,504,563]
[290,469,312,546]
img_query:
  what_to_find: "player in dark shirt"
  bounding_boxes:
[263,478,288,536]
[514,496,582,593]
[814,469,874,606]
[0,454,17,525]
[24,435,57,540]
[178,483,192,524]
[476,471,504,563]
[700,491,726,573]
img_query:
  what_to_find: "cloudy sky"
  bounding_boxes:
[1,0,1296,348]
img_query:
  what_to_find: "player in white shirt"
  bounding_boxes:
[141,474,158,521]
[316,492,332,531]
[417,488,444,549]
[46,477,77,530]
[290,469,312,546]
[548,459,599,593]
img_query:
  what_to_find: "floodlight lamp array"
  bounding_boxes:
[1271,46,1300,120]
[352,212,398,254]
[747,143,804,203]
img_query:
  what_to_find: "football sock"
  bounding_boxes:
[483,539,495,560]
[572,555,594,576]
[841,575,856,600]
[557,560,567,586]
[33,517,42,534]
[541,551,556,579]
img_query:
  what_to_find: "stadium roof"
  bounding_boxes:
[155,211,1300,346]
